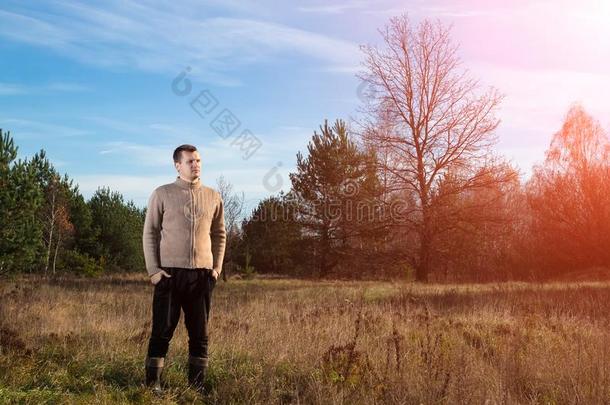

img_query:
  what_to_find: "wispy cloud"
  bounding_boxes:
[71,174,173,206]
[471,64,610,133]
[0,117,91,138]
[98,138,249,168]
[0,1,361,84]
[44,82,91,92]
[93,134,296,204]
[297,1,368,14]
[422,6,495,18]
[84,116,146,136]
[0,9,71,47]
[85,116,228,142]
[467,62,610,175]
[0,81,89,95]
[73,169,287,209]
[0,82,28,95]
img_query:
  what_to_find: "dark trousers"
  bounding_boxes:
[147,268,216,358]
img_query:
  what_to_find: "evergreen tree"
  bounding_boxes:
[0,130,44,274]
[89,187,145,272]
[289,119,383,277]
[239,193,305,275]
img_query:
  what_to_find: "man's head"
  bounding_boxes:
[173,144,201,182]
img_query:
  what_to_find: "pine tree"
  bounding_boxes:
[89,187,145,272]
[0,130,44,274]
[289,119,383,277]
[239,193,304,275]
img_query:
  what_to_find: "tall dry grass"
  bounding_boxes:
[1,275,610,404]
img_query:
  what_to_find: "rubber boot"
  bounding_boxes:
[188,355,208,394]
[145,356,164,395]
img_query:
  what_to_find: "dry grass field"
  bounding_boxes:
[1,275,610,404]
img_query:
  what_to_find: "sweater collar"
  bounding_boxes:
[174,176,202,190]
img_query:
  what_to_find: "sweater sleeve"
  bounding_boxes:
[143,188,163,276]
[211,194,226,274]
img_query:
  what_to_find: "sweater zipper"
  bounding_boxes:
[190,188,195,268]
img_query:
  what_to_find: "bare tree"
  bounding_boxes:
[359,15,510,281]
[216,176,245,281]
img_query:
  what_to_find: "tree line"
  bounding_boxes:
[0,130,145,276]
[231,103,610,282]
[2,15,609,282]
[231,16,610,282]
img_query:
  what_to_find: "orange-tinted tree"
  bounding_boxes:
[527,105,610,277]
[430,161,521,281]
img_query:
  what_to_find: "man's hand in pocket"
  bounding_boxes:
[150,270,171,285]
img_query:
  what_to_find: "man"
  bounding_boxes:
[142,144,226,394]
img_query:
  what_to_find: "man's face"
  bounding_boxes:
[175,150,201,181]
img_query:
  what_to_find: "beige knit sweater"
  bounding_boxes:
[143,177,226,276]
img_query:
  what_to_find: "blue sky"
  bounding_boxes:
[2,0,610,210]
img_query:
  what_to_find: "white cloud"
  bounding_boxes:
[0,82,28,95]
[73,166,290,209]
[98,142,173,166]
[472,64,610,130]
[0,117,91,138]
[297,1,368,14]
[84,116,146,136]
[0,9,71,47]
[71,174,172,206]
[0,2,361,84]
[466,63,610,175]
[98,138,240,166]
[0,81,89,95]
[44,82,90,92]
[91,132,297,206]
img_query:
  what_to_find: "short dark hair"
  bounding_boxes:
[173,144,197,163]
